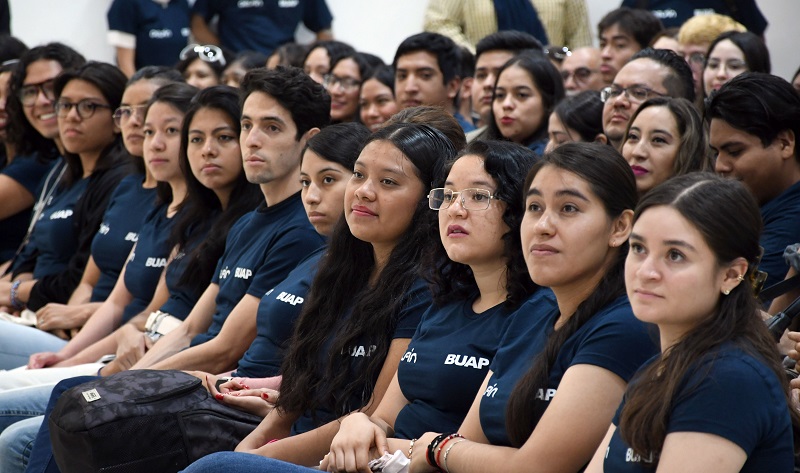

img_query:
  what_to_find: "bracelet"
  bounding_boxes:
[10,280,24,311]
[442,438,467,473]
[435,434,464,467]
[408,438,417,459]
[426,433,448,468]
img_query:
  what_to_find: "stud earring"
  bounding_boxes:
[723,288,731,295]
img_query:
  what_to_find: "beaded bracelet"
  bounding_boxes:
[10,280,24,311]
[408,438,417,459]
[435,433,464,467]
[442,438,467,473]
[426,433,449,468]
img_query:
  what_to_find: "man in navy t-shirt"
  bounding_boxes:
[707,73,800,293]
[621,0,767,36]
[120,66,331,374]
[190,0,333,55]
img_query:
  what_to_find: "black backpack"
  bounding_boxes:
[49,369,262,473]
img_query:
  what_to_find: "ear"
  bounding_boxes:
[776,129,796,161]
[461,77,474,96]
[593,133,608,145]
[300,127,321,145]
[608,209,634,248]
[720,257,749,295]
[446,77,461,100]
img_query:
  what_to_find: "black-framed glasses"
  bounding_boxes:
[55,99,112,119]
[561,67,597,82]
[113,105,148,126]
[544,46,572,62]
[179,44,227,67]
[428,188,497,211]
[323,74,361,91]
[600,85,666,103]
[19,78,56,106]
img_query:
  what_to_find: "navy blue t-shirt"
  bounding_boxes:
[90,174,157,302]
[393,297,520,439]
[479,293,658,446]
[120,204,175,322]
[291,277,430,435]
[158,237,208,320]
[191,193,324,346]
[619,0,767,35]
[0,154,55,262]
[191,0,333,55]
[233,245,326,378]
[604,345,793,472]
[31,179,89,279]
[107,0,191,69]
[759,180,800,290]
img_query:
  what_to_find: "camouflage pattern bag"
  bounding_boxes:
[49,369,262,473]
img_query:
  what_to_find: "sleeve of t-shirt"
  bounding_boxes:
[302,0,333,32]
[107,0,138,49]
[734,0,767,35]
[392,278,432,339]
[570,307,659,382]
[2,155,53,195]
[245,225,325,297]
[667,354,783,454]
[210,212,252,285]
[191,0,217,21]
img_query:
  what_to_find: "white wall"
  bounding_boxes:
[9,0,799,80]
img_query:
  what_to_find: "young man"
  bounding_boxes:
[466,30,543,141]
[601,48,693,150]
[597,7,663,85]
[393,32,474,133]
[707,73,800,289]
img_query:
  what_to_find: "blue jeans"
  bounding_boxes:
[0,416,41,473]
[182,452,317,473]
[0,384,54,433]
[0,321,66,370]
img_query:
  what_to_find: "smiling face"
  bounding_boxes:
[359,78,398,132]
[186,106,242,197]
[438,154,508,269]
[328,58,361,122]
[183,59,220,89]
[143,101,184,184]
[345,139,426,250]
[119,79,160,157]
[622,106,681,195]
[703,39,748,95]
[57,79,118,159]
[300,149,349,236]
[626,205,729,341]
[22,59,62,140]
[492,64,545,144]
[521,165,625,290]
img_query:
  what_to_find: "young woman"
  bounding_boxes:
[222,51,269,88]
[267,43,309,70]
[545,90,605,152]
[302,40,355,84]
[359,65,398,132]
[320,140,542,472]
[486,53,564,154]
[586,173,799,472]
[703,31,770,97]
[406,142,659,473]
[176,44,228,89]
[182,122,457,471]
[326,52,382,124]
[621,97,711,196]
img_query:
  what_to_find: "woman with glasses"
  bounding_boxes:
[545,90,606,152]
[702,31,770,97]
[302,40,355,85]
[325,52,382,124]
[485,53,564,155]
[177,43,229,89]
[621,97,711,197]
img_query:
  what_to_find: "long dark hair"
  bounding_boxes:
[505,142,638,446]
[486,53,564,147]
[7,42,85,160]
[303,121,370,170]
[425,140,539,309]
[619,172,800,458]
[171,85,262,296]
[553,90,604,143]
[277,122,456,419]
[53,61,128,187]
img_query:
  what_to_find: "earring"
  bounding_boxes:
[737,274,745,282]
[723,288,731,295]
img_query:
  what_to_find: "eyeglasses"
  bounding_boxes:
[19,78,56,106]
[113,105,148,126]
[323,74,361,91]
[179,44,227,67]
[55,99,112,119]
[428,188,497,211]
[705,58,748,73]
[561,67,597,83]
[685,52,706,67]
[600,85,666,103]
[544,46,571,62]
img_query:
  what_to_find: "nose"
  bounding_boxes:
[403,75,419,93]
[446,192,468,217]
[629,140,647,161]
[202,138,216,157]
[304,182,321,205]
[149,131,166,151]
[635,252,661,281]
[63,103,81,121]
[243,127,261,150]
[714,155,731,176]
[601,44,612,60]
[501,94,514,109]
[564,73,577,91]
[353,178,376,201]
[532,207,555,236]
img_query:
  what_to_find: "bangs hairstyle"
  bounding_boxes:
[7,42,85,159]
[171,85,262,297]
[53,61,128,186]
[425,140,540,309]
[277,122,456,421]
[506,142,637,446]
[619,172,800,459]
